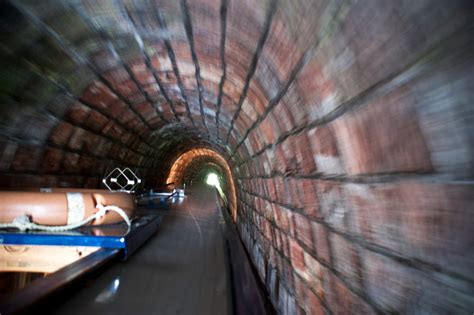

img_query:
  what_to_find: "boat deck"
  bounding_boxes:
[53,185,231,315]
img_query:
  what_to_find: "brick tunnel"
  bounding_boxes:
[0,0,473,314]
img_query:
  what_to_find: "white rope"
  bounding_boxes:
[0,204,131,232]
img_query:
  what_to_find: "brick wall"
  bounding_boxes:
[0,0,473,313]
[229,1,474,313]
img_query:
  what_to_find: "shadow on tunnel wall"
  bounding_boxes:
[0,0,473,313]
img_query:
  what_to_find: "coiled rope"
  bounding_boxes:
[0,204,131,232]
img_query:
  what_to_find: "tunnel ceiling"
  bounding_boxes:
[166,147,229,187]
[0,0,323,188]
[1,0,472,190]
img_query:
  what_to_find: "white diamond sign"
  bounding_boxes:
[102,168,142,193]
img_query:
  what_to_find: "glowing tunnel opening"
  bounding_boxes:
[166,148,238,221]
[206,173,220,188]
[206,172,226,201]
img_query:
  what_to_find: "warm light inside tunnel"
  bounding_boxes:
[166,148,237,221]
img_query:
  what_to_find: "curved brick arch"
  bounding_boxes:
[167,148,237,220]
[182,159,224,185]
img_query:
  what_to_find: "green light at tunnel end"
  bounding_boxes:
[206,173,220,188]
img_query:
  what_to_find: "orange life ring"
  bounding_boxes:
[0,190,135,226]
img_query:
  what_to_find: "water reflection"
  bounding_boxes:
[95,277,121,304]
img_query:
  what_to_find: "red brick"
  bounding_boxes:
[80,81,117,110]
[247,132,259,156]
[266,178,277,201]
[262,199,274,221]
[78,155,96,171]
[296,59,337,122]
[252,128,266,153]
[274,204,291,233]
[67,128,86,150]
[324,272,375,315]
[333,87,433,175]
[122,116,142,131]
[298,179,320,219]
[125,88,144,102]
[107,100,128,116]
[135,70,155,86]
[63,152,80,172]
[49,122,74,146]
[41,148,64,173]
[346,182,474,277]
[303,252,323,293]
[143,83,161,98]
[280,178,294,207]
[293,132,316,174]
[294,213,313,249]
[290,238,306,276]
[259,114,278,145]
[265,10,304,77]
[130,59,147,73]
[273,144,288,174]
[306,289,325,315]
[307,125,345,174]
[102,121,124,140]
[284,84,308,126]
[361,249,416,312]
[281,137,298,174]
[85,110,108,132]
[82,133,103,154]
[287,178,303,209]
[312,222,331,264]
[150,52,172,72]
[103,67,130,84]
[273,176,286,204]
[329,233,363,290]
[92,137,112,157]
[273,101,295,134]
[362,249,473,313]
[316,180,349,231]
[10,146,42,172]
[134,102,157,120]
[247,81,268,116]
[67,102,90,124]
